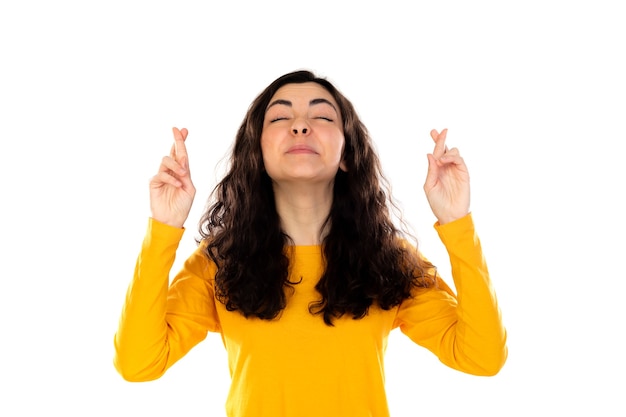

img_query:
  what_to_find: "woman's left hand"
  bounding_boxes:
[423,128,470,225]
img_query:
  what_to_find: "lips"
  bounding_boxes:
[286,145,318,154]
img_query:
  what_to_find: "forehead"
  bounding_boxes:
[269,82,338,106]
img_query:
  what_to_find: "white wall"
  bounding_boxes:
[1,1,624,415]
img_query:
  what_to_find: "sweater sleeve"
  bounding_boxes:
[394,213,507,376]
[113,218,221,382]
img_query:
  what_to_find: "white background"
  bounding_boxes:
[1,1,624,416]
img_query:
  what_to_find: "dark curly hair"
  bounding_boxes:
[198,70,435,325]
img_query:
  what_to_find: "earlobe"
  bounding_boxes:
[339,160,348,172]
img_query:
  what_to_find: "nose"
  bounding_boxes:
[291,118,310,136]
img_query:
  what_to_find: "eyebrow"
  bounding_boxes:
[266,98,339,114]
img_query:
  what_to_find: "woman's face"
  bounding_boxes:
[261,82,347,185]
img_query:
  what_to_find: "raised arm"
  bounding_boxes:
[396,129,507,375]
[114,128,212,381]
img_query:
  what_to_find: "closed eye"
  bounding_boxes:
[270,117,289,123]
[315,116,334,122]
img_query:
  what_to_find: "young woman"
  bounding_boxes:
[114,70,507,417]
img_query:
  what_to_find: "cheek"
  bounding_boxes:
[260,133,273,157]
[334,134,346,160]
[260,125,280,148]
[260,134,278,168]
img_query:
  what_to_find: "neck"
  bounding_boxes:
[272,181,334,246]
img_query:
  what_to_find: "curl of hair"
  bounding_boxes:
[198,70,435,325]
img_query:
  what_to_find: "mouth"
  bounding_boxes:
[286,145,318,154]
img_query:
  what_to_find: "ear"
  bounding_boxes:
[339,160,348,172]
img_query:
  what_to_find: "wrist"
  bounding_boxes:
[436,211,469,226]
[150,216,185,229]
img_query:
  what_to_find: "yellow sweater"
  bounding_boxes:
[114,213,507,416]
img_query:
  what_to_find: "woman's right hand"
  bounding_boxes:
[149,127,196,228]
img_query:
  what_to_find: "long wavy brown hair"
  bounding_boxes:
[199,70,435,325]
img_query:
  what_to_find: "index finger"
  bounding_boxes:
[431,128,448,159]
[172,127,189,167]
